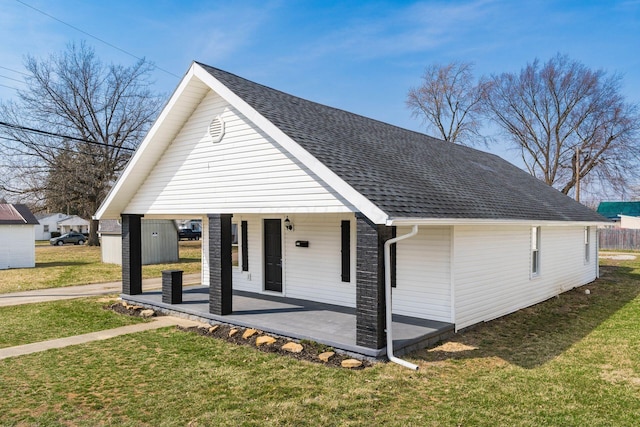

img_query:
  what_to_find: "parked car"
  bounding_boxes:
[50,232,86,246]
[178,228,201,240]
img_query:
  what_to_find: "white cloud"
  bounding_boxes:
[295,0,499,61]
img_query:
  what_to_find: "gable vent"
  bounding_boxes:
[209,116,225,143]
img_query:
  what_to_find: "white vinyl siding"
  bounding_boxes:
[230,214,263,294]
[283,214,356,307]
[0,225,35,269]
[393,226,452,322]
[125,90,350,215]
[226,214,356,306]
[453,225,597,330]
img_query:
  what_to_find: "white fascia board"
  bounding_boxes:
[192,64,389,225]
[96,64,205,220]
[386,217,612,227]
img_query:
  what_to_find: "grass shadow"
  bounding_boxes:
[410,263,640,369]
[35,261,91,268]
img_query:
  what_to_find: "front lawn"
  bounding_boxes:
[0,297,146,349]
[0,256,638,425]
[0,241,202,294]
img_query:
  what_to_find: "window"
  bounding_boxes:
[231,223,238,245]
[584,227,590,262]
[43,225,49,233]
[241,221,249,272]
[531,226,540,276]
[341,220,350,282]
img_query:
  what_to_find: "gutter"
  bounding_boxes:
[384,224,420,370]
[386,218,610,227]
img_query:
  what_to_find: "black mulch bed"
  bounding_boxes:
[106,301,371,369]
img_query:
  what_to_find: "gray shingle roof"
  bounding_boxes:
[199,63,606,223]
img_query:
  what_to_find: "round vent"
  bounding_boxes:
[209,116,225,143]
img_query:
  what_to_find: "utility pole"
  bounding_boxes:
[575,146,580,202]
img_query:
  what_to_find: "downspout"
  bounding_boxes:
[384,224,419,370]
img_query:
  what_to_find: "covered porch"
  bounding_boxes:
[122,285,454,358]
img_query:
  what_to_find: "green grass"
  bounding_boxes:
[0,241,202,294]
[0,297,146,349]
[0,256,639,425]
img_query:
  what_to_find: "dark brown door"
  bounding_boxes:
[264,219,282,292]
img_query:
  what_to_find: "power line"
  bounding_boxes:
[0,66,29,76]
[0,121,136,151]
[0,134,114,157]
[0,74,26,84]
[0,83,20,91]
[16,0,181,79]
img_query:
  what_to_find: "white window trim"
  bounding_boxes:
[584,226,590,264]
[531,226,541,278]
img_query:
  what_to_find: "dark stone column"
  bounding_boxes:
[208,214,233,315]
[355,213,392,349]
[162,270,183,304]
[121,214,143,295]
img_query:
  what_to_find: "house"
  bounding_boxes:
[57,215,89,234]
[597,201,640,226]
[34,213,90,240]
[96,62,607,356]
[0,204,39,269]
[34,212,66,240]
[99,219,179,265]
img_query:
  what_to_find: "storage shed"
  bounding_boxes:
[99,219,179,265]
[0,204,39,270]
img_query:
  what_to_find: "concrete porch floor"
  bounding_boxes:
[123,285,454,358]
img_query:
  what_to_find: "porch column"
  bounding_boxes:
[355,213,392,349]
[121,214,143,295]
[208,214,233,315]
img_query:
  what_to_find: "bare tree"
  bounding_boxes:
[483,54,640,197]
[0,42,164,244]
[407,61,485,145]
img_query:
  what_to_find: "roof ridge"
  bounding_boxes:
[195,62,449,145]
[192,62,606,223]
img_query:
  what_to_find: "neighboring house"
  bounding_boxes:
[57,215,90,234]
[96,63,607,354]
[34,213,90,239]
[597,201,640,226]
[0,204,39,269]
[34,212,67,240]
[99,219,179,265]
[618,215,640,230]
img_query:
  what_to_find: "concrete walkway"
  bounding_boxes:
[0,316,205,360]
[0,274,204,360]
[0,273,201,307]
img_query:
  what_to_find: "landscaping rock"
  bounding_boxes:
[208,325,220,333]
[341,359,363,369]
[318,351,335,362]
[242,328,258,339]
[255,335,277,346]
[282,342,304,353]
[228,328,239,337]
[140,309,155,318]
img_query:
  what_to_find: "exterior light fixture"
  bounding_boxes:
[284,216,293,231]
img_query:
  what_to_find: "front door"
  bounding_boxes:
[264,219,282,292]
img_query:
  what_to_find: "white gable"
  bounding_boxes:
[97,63,387,222]
[124,89,352,215]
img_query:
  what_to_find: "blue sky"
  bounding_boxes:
[1,0,639,165]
